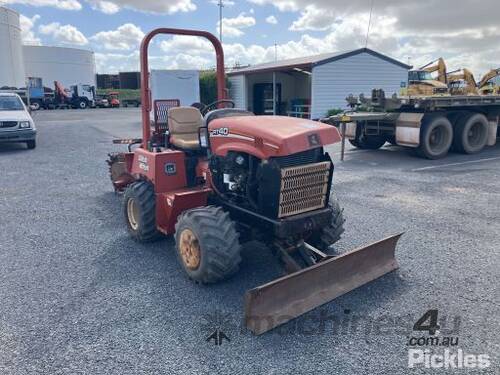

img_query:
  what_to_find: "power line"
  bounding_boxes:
[365,0,374,48]
[218,0,224,42]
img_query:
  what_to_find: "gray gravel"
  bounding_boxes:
[0,108,498,374]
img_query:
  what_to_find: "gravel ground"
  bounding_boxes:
[0,108,499,374]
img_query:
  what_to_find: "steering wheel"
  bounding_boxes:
[200,99,235,116]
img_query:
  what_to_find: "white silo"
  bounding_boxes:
[0,7,25,88]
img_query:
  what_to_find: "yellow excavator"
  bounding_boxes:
[478,68,500,95]
[447,68,478,95]
[406,57,449,96]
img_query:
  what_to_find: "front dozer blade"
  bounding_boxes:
[244,233,403,335]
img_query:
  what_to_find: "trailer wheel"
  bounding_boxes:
[417,115,453,159]
[452,113,489,154]
[387,136,397,146]
[175,206,241,284]
[349,133,386,150]
[123,181,161,242]
[78,100,87,109]
[307,194,345,252]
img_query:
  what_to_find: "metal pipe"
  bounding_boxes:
[340,122,346,161]
[140,28,226,149]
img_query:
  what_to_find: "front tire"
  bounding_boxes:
[78,100,87,109]
[308,195,345,252]
[123,181,161,242]
[26,140,36,149]
[175,206,241,284]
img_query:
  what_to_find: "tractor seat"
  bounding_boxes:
[168,106,203,150]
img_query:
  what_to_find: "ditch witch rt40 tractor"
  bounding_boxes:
[107,27,403,335]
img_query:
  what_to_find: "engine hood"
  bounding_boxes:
[209,115,341,158]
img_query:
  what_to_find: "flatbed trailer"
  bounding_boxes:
[322,91,500,159]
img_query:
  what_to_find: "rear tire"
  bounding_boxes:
[452,113,488,154]
[308,194,345,252]
[416,115,453,159]
[123,181,161,242]
[26,140,36,149]
[174,206,241,284]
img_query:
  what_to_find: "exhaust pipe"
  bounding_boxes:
[244,233,403,335]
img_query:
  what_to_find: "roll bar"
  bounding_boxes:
[140,28,226,149]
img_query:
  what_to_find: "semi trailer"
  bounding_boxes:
[324,90,500,159]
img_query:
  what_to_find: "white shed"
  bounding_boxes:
[227,48,410,119]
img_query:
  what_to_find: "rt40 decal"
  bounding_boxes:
[210,127,229,136]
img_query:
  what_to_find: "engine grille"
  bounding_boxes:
[278,161,330,218]
[274,148,322,168]
[0,121,18,128]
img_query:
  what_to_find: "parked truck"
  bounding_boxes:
[16,79,96,110]
[323,89,500,159]
[51,81,95,109]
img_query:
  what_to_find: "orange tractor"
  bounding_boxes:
[107,28,402,334]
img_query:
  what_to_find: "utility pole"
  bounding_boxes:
[273,43,277,115]
[218,0,224,42]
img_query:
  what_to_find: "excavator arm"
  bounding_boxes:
[478,68,500,94]
[479,68,500,88]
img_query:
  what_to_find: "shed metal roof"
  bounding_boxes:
[227,47,411,76]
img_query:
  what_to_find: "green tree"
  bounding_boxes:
[199,70,231,104]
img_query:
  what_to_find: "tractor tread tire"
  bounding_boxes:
[308,195,345,252]
[175,206,241,284]
[123,181,161,242]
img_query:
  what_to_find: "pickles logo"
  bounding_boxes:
[408,349,491,369]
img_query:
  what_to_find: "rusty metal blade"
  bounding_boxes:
[244,233,403,335]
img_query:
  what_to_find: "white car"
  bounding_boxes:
[0,93,37,149]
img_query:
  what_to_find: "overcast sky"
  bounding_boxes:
[4,0,499,77]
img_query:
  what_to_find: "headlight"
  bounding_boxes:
[19,121,31,128]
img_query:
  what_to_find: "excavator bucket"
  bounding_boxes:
[244,233,403,335]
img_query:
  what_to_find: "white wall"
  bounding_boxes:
[0,7,25,88]
[228,75,246,109]
[150,70,200,106]
[23,45,96,89]
[311,52,408,118]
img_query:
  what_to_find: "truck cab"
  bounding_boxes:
[70,84,96,109]
[407,70,448,95]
